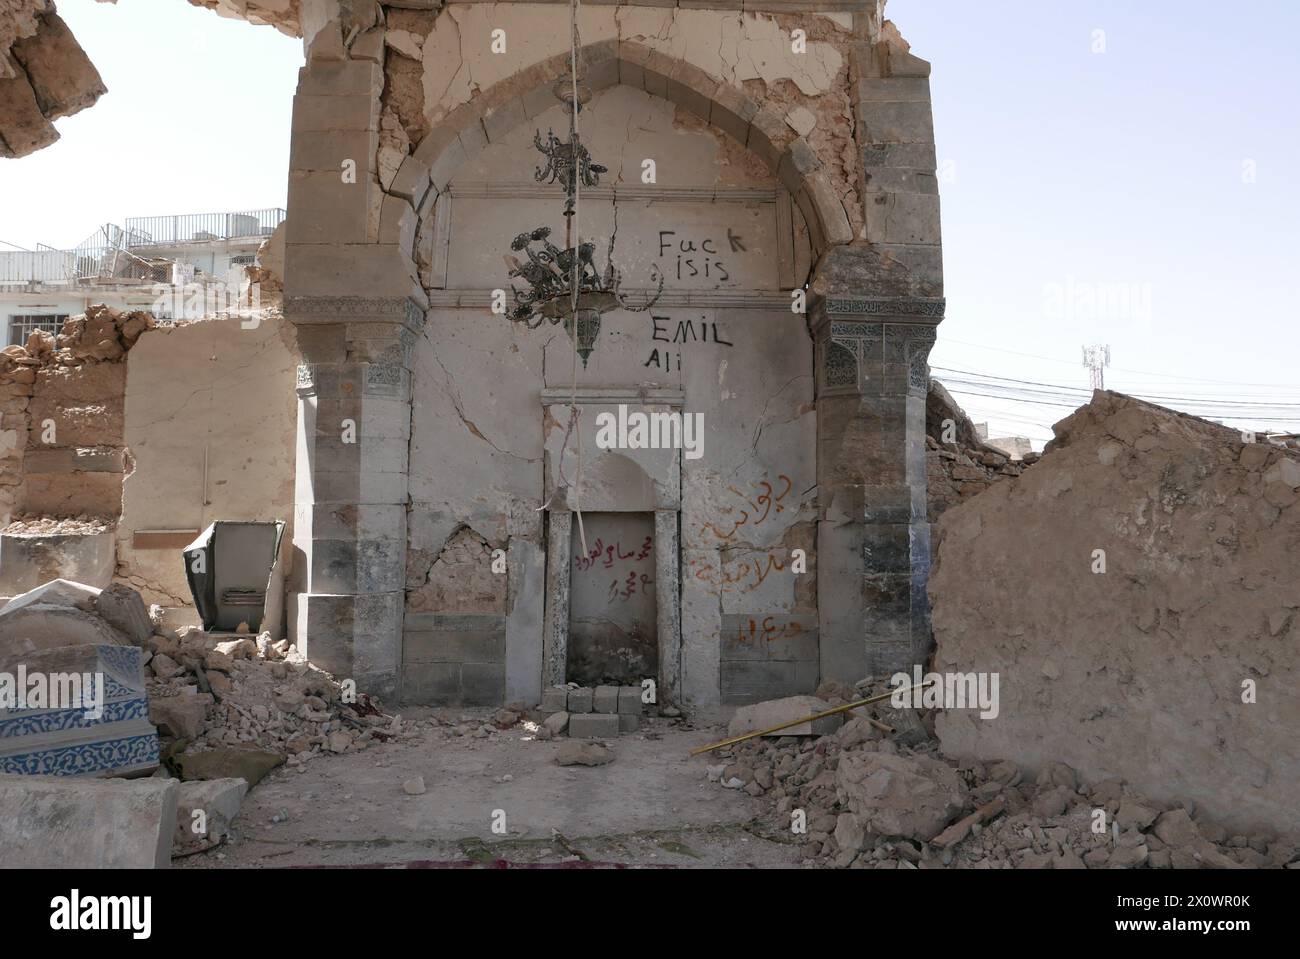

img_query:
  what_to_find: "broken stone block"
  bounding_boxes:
[727,695,841,738]
[567,687,593,714]
[0,577,99,613]
[148,692,213,740]
[173,777,247,856]
[593,685,619,714]
[93,583,152,645]
[0,644,159,777]
[150,652,183,680]
[540,686,568,712]
[0,773,177,868]
[568,713,618,739]
[172,747,283,787]
[204,648,234,673]
[213,638,255,660]
[616,686,642,715]
[542,710,569,736]
[1153,808,1200,848]
[835,751,967,842]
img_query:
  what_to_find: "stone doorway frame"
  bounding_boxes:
[542,509,680,703]
[539,389,683,706]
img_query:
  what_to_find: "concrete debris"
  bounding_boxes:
[2,515,112,535]
[728,695,842,738]
[0,773,177,868]
[706,677,1296,869]
[535,684,646,738]
[173,777,248,856]
[170,748,282,787]
[836,751,967,842]
[149,693,213,740]
[568,713,619,739]
[403,776,427,795]
[930,391,1300,835]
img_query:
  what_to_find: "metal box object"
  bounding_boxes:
[182,521,286,635]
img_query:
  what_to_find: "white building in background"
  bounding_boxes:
[0,208,284,345]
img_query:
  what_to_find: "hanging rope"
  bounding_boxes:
[568,0,588,560]
[536,0,589,561]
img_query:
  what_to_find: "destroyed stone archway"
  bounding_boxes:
[401,38,854,263]
[284,4,947,710]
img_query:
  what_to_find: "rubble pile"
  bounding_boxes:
[1,514,112,535]
[930,391,1300,835]
[145,623,394,769]
[706,680,1298,869]
[145,617,541,772]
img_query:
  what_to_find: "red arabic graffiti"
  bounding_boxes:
[701,475,794,542]
[688,551,787,593]
[735,616,807,645]
[608,572,656,603]
[574,535,653,571]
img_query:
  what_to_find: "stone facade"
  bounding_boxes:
[283,1,944,707]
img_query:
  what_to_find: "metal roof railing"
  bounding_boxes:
[123,208,286,247]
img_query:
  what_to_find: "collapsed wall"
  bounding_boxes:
[0,307,300,613]
[0,305,151,527]
[930,391,1300,835]
[925,380,1031,523]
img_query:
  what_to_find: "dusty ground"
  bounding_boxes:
[178,709,806,869]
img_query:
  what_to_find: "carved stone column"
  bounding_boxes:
[811,295,942,679]
[288,296,425,699]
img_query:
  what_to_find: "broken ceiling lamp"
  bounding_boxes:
[502,48,662,367]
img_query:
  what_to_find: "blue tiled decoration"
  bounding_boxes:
[0,644,160,777]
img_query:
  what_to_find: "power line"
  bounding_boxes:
[941,387,1300,424]
[934,367,1300,409]
[935,337,1300,388]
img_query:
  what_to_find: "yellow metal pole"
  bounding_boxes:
[689,680,935,756]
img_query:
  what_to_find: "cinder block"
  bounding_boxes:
[567,687,593,714]
[593,685,620,713]
[569,713,619,739]
[619,713,640,733]
[617,686,642,715]
[541,686,568,712]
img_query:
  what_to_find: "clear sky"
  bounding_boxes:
[2,0,1295,442]
[892,0,1300,442]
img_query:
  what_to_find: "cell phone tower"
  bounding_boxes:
[1082,344,1111,390]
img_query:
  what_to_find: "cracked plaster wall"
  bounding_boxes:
[407,85,818,706]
